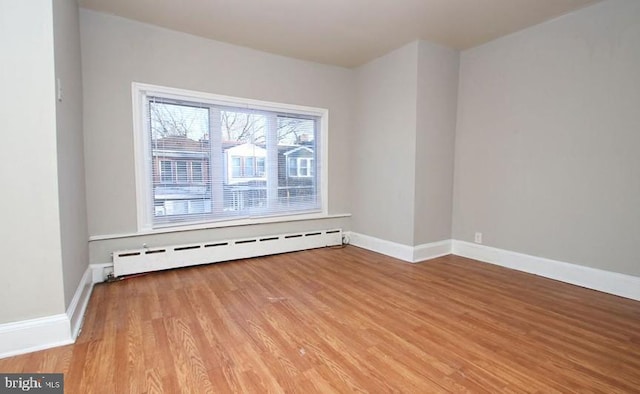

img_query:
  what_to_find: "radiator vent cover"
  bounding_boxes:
[113,229,342,277]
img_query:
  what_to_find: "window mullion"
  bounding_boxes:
[135,82,325,229]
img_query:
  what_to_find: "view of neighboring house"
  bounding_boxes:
[152,136,211,217]
[151,136,315,218]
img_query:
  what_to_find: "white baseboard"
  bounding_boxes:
[3,238,638,359]
[347,232,414,262]
[0,265,95,359]
[347,232,640,301]
[90,262,113,283]
[452,240,640,301]
[346,232,452,263]
[66,267,95,339]
[413,240,452,262]
[0,314,72,359]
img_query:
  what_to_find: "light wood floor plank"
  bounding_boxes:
[1,246,639,392]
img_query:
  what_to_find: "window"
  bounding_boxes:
[176,161,188,183]
[160,160,172,183]
[288,157,314,177]
[231,157,241,178]
[133,83,327,230]
[288,157,297,178]
[244,157,255,177]
[256,157,265,177]
[299,158,310,177]
[191,162,203,183]
[229,156,263,179]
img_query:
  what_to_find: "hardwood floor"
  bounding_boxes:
[2,246,639,393]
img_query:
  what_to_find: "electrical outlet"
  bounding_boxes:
[474,232,483,244]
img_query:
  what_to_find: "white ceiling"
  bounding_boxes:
[78,0,602,68]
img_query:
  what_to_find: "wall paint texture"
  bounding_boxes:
[453,0,640,276]
[79,10,354,263]
[414,41,459,245]
[53,0,90,309]
[352,41,458,247]
[0,0,66,323]
[352,43,419,246]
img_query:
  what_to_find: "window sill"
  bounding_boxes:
[89,212,351,241]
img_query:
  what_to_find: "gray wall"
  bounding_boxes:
[351,41,458,247]
[453,0,640,276]
[79,10,354,263]
[414,41,459,245]
[0,1,66,323]
[352,43,418,246]
[53,0,89,308]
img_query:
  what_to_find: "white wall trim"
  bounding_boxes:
[347,232,414,262]
[0,266,95,359]
[452,240,640,301]
[0,315,72,359]
[131,82,331,233]
[90,262,113,283]
[88,213,351,242]
[413,240,453,262]
[347,232,452,263]
[66,267,95,339]
[348,232,640,301]
[4,237,637,359]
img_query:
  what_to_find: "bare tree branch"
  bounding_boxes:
[151,103,312,147]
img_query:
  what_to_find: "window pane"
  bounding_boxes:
[288,157,297,177]
[278,116,317,209]
[244,157,255,177]
[256,157,265,177]
[141,88,322,228]
[150,102,209,141]
[231,157,241,178]
[221,110,266,144]
[160,161,172,183]
[221,110,268,213]
[176,161,188,183]
[191,162,203,183]
[299,158,309,177]
[277,116,315,145]
[149,99,211,221]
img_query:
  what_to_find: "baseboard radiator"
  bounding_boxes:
[112,228,342,277]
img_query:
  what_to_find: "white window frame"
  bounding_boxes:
[159,160,173,183]
[230,156,242,178]
[288,157,314,178]
[175,160,188,183]
[132,82,329,232]
[191,161,203,183]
